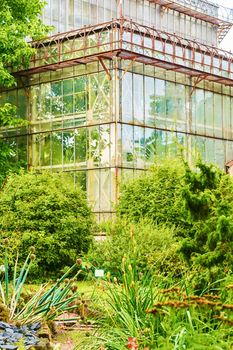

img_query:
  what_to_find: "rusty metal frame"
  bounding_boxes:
[149,0,233,43]
[149,0,233,26]
[13,18,233,87]
[98,57,112,80]
[190,73,209,95]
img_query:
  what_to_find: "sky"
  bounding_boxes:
[215,0,233,51]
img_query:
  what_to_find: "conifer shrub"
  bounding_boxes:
[0,171,94,279]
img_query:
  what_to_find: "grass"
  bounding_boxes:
[54,329,86,347]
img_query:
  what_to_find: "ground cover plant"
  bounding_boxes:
[0,171,94,279]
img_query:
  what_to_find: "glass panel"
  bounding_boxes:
[154,79,166,128]
[75,170,87,191]
[100,169,111,212]
[122,124,134,167]
[87,169,100,212]
[205,91,214,136]
[40,133,51,166]
[166,132,177,157]
[88,126,100,167]
[122,72,133,122]
[214,93,222,138]
[63,95,74,114]
[133,74,144,124]
[145,76,155,126]
[75,128,87,167]
[205,138,215,164]
[156,129,167,159]
[17,136,27,167]
[223,95,231,139]
[215,139,225,169]
[134,126,145,168]
[99,124,110,167]
[63,131,75,166]
[51,132,62,166]
[192,135,205,161]
[193,89,205,134]
[63,79,73,95]
[145,128,156,166]
[17,90,27,119]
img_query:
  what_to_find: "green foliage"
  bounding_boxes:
[87,219,185,279]
[0,246,82,325]
[0,171,94,279]
[0,0,50,185]
[117,158,233,283]
[79,262,233,350]
[0,0,50,88]
[117,158,188,229]
[80,258,158,349]
[180,161,233,284]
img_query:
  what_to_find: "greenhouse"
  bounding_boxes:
[1,0,233,220]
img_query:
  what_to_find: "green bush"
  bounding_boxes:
[0,171,94,279]
[117,158,233,283]
[87,219,185,279]
[117,159,188,229]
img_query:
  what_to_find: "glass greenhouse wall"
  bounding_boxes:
[42,0,219,45]
[1,0,233,221]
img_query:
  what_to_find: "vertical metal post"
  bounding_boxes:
[117,0,123,19]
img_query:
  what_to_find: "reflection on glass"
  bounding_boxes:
[75,128,87,166]
[156,130,167,159]
[40,133,51,166]
[51,132,62,165]
[122,124,134,166]
[89,126,100,166]
[99,125,110,167]
[145,128,156,165]
[134,126,145,168]
[63,131,75,165]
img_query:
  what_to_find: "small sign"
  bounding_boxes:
[94,269,104,278]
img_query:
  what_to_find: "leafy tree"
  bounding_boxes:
[0,0,50,184]
[0,171,94,279]
[0,0,49,88]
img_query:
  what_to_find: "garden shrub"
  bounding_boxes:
[0,171,94,279]
[117,158,233,284]
[87,219,185,279]
[117,158,189,230]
